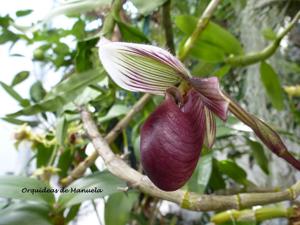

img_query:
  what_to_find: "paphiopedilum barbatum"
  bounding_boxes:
[98,38,300,191]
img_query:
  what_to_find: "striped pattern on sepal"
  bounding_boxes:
[98,38,189,95]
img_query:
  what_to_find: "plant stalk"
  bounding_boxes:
[162,0,175,54]
[225,11,300,67]
[178,0,221,60]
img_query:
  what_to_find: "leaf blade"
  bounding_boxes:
[0,175,55,204]
[57,170,127,209]
[260,61,285,110]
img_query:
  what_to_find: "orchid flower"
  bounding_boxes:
[98,38,300,191]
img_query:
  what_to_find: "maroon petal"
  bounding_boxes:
[140,90,205,191]
[188,77,229,121]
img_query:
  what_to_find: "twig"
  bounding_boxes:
[225,11,300,67]
[80,108,300,212]
[162,0,175,54]
[178,0,221,60]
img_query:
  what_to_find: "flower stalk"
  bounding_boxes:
[100,0,123,38]
[162,0,175,54]
[178,0,221,60]
[225,11,300,67]
[222,92,300,170]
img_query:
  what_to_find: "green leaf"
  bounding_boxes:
[56,116,68,146]
[133,135,141,162]
[176,15,243,55]
[36,143,54,168]
[215,117,237,139]
[44,0,112,20]
[16,10,33,17]
[217,160,248,185]
[65,204,81,222]
[45,69,105,102]
[216,126,235,139]
[209,158,226,191]
[260,61,284,110]
[262,28,277,41]
[57,148,73,178]
[57,170,126,209]
[73,86,102,106]
[188,152,213,193]
[0,203,52,225]
[247,139,269,174]
[105,192,138,225]
[2,116,39,126]
[214,65,231,78]
[131,0,167,15]
[0,15,12,28]
[191,62,216,76]
[189,39,226,62]
[98,104,130,123]
[8,69,105,117]
[115,20,150,43]
[0,175,55,204]
[0,81,30,107]
[30,81,46,103]
[75,37,99,72]
[0,29,19,44]
[11,71,30,87]
[71,19,85,39]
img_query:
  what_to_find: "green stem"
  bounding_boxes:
[225,11,300,67]
[162,0,175,54]
[211,206,294,224]
[48,145,59,166]
[100,0,123,38]
[178,0,221,60]
[122,129,128,154]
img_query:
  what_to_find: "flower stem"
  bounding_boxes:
[178,0,221,61]
[162,0,175,54]
[100,0,123,38]
[223,91,300,170]
[225,11,300,67]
